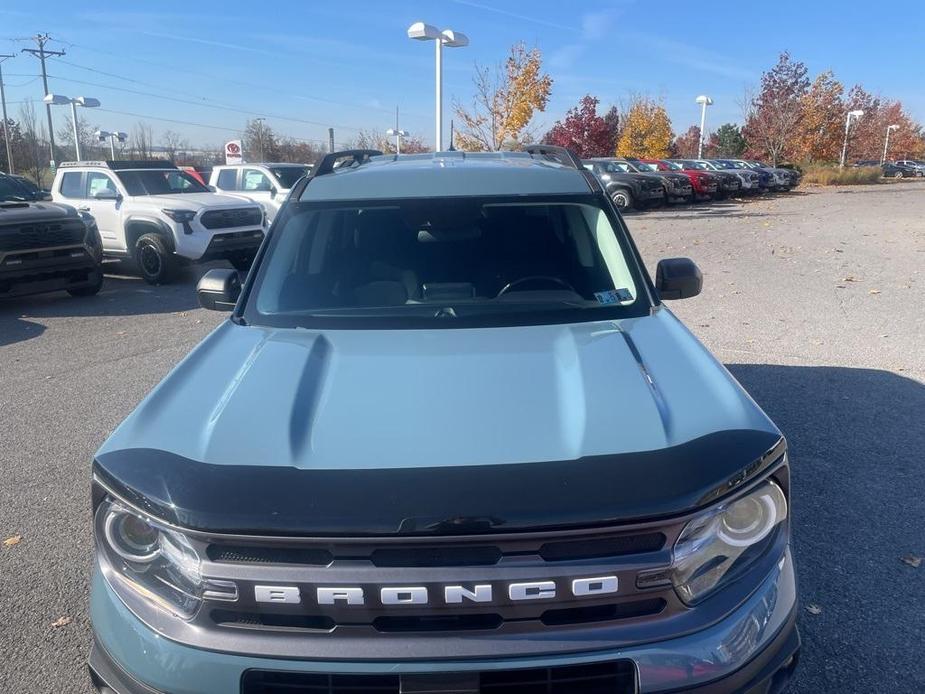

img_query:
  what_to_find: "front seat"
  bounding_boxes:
[347,209,419,306]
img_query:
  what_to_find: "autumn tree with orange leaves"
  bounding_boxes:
[793,71,845,162]
[616,97,673,159]
[454,43,553,151]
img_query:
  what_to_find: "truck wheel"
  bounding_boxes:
[893,170,904,179]
[135,233,173,285]
[229,254,254,272]
[67,273,103,297]
[611,189,633,211]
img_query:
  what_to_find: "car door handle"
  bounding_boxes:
[77,206,92,212]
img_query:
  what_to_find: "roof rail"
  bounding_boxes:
[312,149,383,177]
[523,144,583,169]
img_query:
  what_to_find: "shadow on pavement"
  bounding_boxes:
[0,261,229,348]
[727,364,925,692]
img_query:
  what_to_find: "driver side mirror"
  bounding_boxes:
[93,189,121,201]
[656,257,702,300]
[269,185,278,198]
[197,268,241,310]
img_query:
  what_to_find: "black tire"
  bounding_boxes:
[135,233,173,285]
[229,254,254,272]
[894,170,904,179]
[610,188,633,211]
[67,273,103,297]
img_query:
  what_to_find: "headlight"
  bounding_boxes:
[670,480,787,605]
[162,208,197,223]
[95,499,207,619]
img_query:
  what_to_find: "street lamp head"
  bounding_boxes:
[848,109,864,118]
[115,132,128,141]
[43,93,71,106]
[386,128,409,137]
[695,95,713,106]
[888,124,899,131]
[441,29,469,47]
[75,96,100,108]
[407,22,441,41]
[95,130,111,140]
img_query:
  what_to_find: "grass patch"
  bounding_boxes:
[801,165,882,186]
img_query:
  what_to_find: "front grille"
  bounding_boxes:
[241,661,637,694]
[0,221,86,252]
[200,207,262,229]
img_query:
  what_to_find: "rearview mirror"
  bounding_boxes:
[656,257,702,300]
[93,189,121,201]
[197,268,241,310]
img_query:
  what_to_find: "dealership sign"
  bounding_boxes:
[225,140,243,165]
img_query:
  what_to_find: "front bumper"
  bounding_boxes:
[89,549,798,694]
[0,246,101,298]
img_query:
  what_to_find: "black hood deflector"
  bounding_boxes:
[94,429,784,536]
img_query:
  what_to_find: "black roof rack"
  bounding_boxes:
[312,149,383,178]
[107,160,179,170]
[523,144,583,169]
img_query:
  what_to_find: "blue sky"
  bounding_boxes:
[1,0,923,150]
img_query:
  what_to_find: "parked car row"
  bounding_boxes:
[582,157,802,211]
[0,158,319,300]
[854,159,925,177]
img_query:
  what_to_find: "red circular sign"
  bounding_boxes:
[226,142,241,154]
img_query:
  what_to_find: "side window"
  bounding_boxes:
[86,172,117,198]
[216,169,237,190]
[59,172,84,198]
[242,169,272,191]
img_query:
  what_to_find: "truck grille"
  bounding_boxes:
[241,660,637,694]
[200,207,263,229]
[0,221,86,252]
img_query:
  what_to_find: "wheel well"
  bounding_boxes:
[125,220,174,254]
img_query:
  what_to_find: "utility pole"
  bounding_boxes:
[22,34,65,169]
[0,54,14,173]
[328,128,334,153]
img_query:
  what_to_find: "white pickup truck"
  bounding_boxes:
[51,161,266,284]
[208,163,311,223]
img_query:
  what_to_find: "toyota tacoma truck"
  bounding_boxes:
[581,158,666,211]
[89,146,799,694]
[1,174,103,299]
[51,161,266,284]
[209,163,313,224]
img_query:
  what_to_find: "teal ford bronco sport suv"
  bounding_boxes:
[89,147,798,694]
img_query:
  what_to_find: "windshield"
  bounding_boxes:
[243,196,648,329]
[635,163,658,172]
[115,169,209,196]
[711,160,735,169]
[664,161,683,171]
[677,160,709,170]
[270,166,310,189]
[0,176,29,201]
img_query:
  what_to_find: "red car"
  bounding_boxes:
[637,159,719,200]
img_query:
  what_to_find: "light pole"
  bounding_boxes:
[386,128,408,154]
[43,94,101,161]
[695,95,713,158]
[407,22,468,151]
[881,124,899,165]
[95,130,128,159]
[254,117,266,161]
[839,109,864,168]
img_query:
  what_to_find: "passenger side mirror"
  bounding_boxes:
[270,186,278,198]
[656,257,702,300]
[207,185,217,192]
[93,189,121,201]
[197,268,241,311]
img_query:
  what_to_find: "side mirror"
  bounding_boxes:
[197,268,241,311]
[207,184,217,192]
[656,257,702,300]
[269,186,278,198]
[93,189,121,201]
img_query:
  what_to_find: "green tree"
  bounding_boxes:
[711,123,747,157]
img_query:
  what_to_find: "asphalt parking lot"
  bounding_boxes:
[1,183,923,693]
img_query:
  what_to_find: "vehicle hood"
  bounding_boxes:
[129,192,260,210]
[0,200,82,224]
[598,172,659,189]
[96,309,782,535]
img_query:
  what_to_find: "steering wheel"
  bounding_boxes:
[497,275,576,297]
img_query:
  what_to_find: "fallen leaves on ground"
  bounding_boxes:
[51,616,72,629]
[869,289,881,294]
[3,535,22,547]
[805,604,823,615]
[901,554,922,568]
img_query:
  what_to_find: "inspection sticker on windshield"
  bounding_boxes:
[595,288,632,305]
